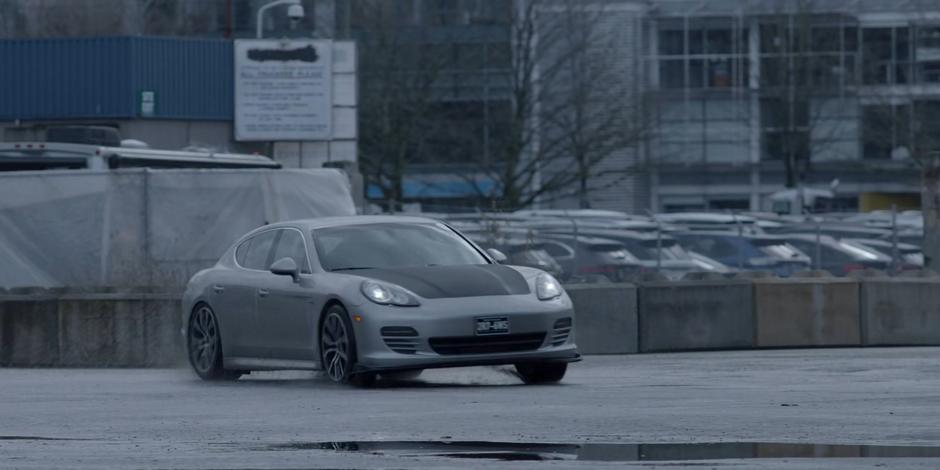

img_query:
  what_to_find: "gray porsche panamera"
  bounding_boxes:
[181,216,580,386]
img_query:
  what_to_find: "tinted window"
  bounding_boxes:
[314,223,488,271]
[243,230,279,270]
[680,236,739,258]
[271,229,311,274]
[543,242,572,258]
[753,239,805,260]
[788,239,852,264]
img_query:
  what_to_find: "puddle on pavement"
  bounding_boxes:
[267,441,940,462]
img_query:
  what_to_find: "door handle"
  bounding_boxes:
[212,285,225,294]
[257,288,269,298]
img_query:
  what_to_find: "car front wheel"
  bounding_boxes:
[515,362,567,384]
[320,305,375,387]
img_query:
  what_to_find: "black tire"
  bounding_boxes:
[320,304,374,387]
[515,362,568,384]
[187,304,243,381]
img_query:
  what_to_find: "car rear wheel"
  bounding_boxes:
[515,362,567,384]
[188,304,242,381]
[320,305,375,387]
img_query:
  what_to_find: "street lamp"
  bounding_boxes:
[256,0,305,39]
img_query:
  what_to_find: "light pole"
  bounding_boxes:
[256,0,305,39]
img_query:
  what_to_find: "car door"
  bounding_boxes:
[255,228,317,361]
[223,229,280,358]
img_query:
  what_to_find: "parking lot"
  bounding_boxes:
[2,347,940,469]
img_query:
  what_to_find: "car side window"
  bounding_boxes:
[235,239,251,266]
[271,229,311,274]
[243,230,279,270]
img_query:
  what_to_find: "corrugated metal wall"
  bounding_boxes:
[0,37,233,121]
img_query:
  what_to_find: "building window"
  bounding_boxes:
[654,18,747,90]
[862,104,907,160]
[917,25,940,83]
[659,59,685,88]
[659,28,684,55]
[862,27,912,85]
[761,97,809,162]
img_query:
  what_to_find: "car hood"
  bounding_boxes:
[353,264,531,299]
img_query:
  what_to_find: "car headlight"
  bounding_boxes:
[361,280,420,307]
[535,273,563,300]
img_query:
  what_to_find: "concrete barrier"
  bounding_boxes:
[565,283,638,354]
[5,277,940,366]
[753,278,860,347]
[637,280,753,352]
[0,291,181,367]
[859,278,940,346]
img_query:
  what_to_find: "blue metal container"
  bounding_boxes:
[0,37,233,121]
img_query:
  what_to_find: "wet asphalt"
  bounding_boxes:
[2,347,940,469]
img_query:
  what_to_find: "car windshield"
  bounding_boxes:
[639,239,692,261]
[588,243,638,261]
[314,222,488,271]
[753,239,805,260]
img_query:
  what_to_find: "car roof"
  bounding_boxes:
[258,215,443,232]
[655,212,758,224]
[673,230,779,240]
[541,227,674,241]
[539,233,627,245]
[780,233,840,244]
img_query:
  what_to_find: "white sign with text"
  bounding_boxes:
[234,39,333,141]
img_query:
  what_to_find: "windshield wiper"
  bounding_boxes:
[331,266,376,272]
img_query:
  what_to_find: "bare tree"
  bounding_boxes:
[855,4,940,266]
[468,0,651,210]
[354,0,449,210]
[760,0,856,189]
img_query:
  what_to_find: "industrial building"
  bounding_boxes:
[2,0,939,213]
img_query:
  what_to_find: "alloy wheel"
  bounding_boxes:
[189,306,219,374]
[321,311,350,382]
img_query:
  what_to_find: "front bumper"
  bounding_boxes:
[350,293,580,373]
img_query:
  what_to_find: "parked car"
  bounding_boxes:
[844,238,924,269]
[770,223,891,240]
[182,216,579,386]
[687,251,736,274]
[537,234,643,282]
[877,229,924,248]
[780,234,893,275]
[654,212,766,234]
[539,228,701,280]
[672,232,810,276]
[467,234,565,279]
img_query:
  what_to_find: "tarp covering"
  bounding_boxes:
[0,168,355,289]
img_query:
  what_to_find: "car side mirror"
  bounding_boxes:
[270,257,300,282]
[486,248,508,264]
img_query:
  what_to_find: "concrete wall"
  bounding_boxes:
[6,277,940,368]
[638,280,754,352]
[859,278,940,346]
[754,278,861,347]
[0,291,181,367]
[566,284,638,354]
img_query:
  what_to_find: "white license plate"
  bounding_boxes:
[476,317,510,335]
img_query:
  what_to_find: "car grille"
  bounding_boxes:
[551,317,573,346]
[429,333,546,355]
[381,326,419,355]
